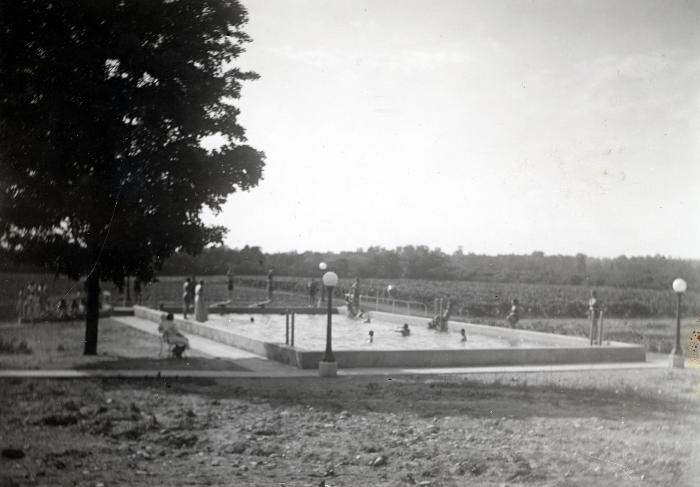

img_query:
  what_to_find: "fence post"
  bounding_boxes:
[285,310,289,345]
[291,311,295,347]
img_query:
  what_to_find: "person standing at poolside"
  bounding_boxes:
[133,277,142,305]
[266,269,274,301]
[308,278,319,307]
[588,290,602,345]
[182,277,193,319]
[194,280,208,322]
[506,299,521,328]
[226,265,235,303]
[350,278,361,318]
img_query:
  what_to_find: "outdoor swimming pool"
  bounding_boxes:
[212,312,552,351]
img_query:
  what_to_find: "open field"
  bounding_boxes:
[1,370,699,486]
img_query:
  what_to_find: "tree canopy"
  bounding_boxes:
[0,0,265,353]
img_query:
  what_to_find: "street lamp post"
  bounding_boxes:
[670,278,687,368]
[319,270,338,377]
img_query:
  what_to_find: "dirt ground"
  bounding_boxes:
[1,368,699,487]
[2,318,700,486]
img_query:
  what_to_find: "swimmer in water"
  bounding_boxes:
[396,323,410,337]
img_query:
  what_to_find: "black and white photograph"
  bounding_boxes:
[1,0,699,485]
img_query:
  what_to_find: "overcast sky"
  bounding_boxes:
[203,0,700,259]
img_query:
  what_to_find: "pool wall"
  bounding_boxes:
[134,306,646,369]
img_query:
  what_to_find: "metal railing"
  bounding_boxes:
[359,294,429,317]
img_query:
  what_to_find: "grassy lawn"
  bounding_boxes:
[0,319,246,371]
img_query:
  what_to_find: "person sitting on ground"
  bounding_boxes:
[158,312,189,359]
[460,328,467,342]
[16,289,24,325]
[70,298,79,319]
[367,330,374,344]
[506,299,520,328]
[57,299,68,320]
[396,323,410,337]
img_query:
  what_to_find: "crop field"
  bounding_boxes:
[3,272,699,320]
[227,275,700,319]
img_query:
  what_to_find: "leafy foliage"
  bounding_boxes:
[158,246,700,293]
[0,0,264,283]
[0,0,265,353]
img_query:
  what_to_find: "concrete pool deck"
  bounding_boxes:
[132,306,646,370]
[0,314,673,380]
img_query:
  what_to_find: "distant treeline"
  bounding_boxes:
[154,246,699,292]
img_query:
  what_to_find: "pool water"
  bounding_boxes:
[206,313,550,351]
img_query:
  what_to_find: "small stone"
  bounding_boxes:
[211,458,221,466]
[370,455,388,467]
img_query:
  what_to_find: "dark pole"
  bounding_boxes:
[673,292,682,355]
[323,285,335,362]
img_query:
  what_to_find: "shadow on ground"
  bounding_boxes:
[75,357,249,371]
[83,368,699,421]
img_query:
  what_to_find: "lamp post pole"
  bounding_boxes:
[674,292,682,355]
[670,278,687,368]
[324,284,335,363]
[319,270,338,377]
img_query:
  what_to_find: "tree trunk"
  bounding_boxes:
[83,266,101,355]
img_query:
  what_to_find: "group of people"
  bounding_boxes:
[428,298,453,331]
[17,282,86,324]
[16,282,49,324]
[182,277,208,322]
[363,323,410,344]
[367,323,467,342]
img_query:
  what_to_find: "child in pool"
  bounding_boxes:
[396,323,410,337]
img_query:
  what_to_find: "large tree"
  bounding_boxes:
[0,0,265,354]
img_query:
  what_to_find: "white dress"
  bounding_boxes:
[194,283,208,322]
